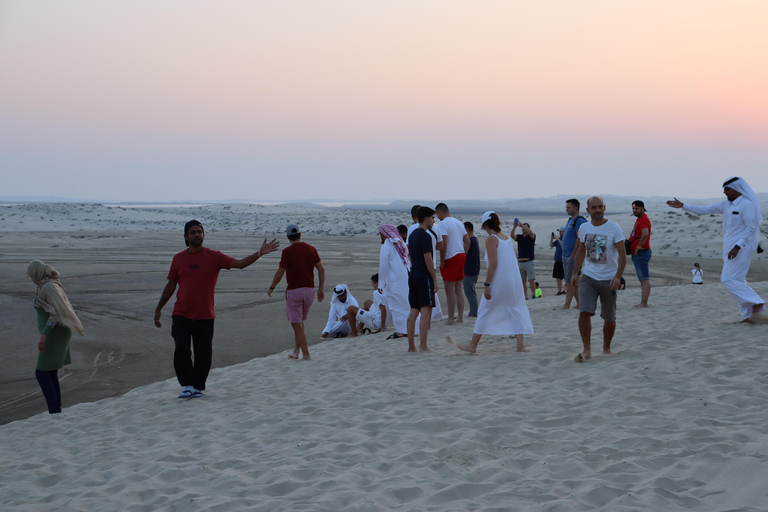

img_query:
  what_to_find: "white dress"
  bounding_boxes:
[378,240,410,333]
[474,235,534,335]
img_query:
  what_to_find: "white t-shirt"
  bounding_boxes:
[692,268,703,284]
[437,216,467,259]
[577,220,625,281]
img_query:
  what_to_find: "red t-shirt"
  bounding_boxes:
[279,242,320,290]
[630,214,652,252]
[168,248,234,319]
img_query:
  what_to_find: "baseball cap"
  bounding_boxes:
[286,224,301,236]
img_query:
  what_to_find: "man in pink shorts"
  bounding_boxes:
[435,203,470,325]
[268,224,325,360]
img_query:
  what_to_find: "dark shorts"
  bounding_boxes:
[552,260,565,279]
[408,272,436,310]
[579,275,617,322]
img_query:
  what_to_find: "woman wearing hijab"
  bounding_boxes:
[378,224,410,338]
[458,212,533,353]
[27,260,84,414]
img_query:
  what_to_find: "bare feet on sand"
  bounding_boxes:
[633,304,649,308]
[419,347,433,353]
[574,351,591,363]
[457,343,476,353]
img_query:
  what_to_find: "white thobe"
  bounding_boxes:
[379,240,410,334]
[683,197,765,318]
[323,293,359,336]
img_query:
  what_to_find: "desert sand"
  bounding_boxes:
[2,201,768,511]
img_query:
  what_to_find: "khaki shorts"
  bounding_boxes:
[579,275,617,322]
[518,260,536,281]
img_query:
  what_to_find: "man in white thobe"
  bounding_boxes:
[378,224,410,337]
[321,284,359,338]
[667,176,765,322]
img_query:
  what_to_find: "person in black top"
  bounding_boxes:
[406,206,439,353]
[513,221,537,299]
[462,221,481,317]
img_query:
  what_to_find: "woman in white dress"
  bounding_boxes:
[458,212,533,353]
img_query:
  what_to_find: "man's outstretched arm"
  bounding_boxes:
[231,238,280,269]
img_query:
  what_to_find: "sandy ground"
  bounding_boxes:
[2,203,768,510]
[2,201,767,425]
[2,273,768,510]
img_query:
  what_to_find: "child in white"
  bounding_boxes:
[347,275,387,337]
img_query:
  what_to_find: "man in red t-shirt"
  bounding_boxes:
[154,220,279,398]
[268,224,325,360]
[629,200,652,308]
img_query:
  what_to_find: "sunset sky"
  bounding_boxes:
[1,1,766,202]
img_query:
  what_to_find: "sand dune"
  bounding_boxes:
[2,281,768,511]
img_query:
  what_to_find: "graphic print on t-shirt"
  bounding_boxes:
[584,234,608,264]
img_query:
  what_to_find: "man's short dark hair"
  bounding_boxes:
[184,220,203,235]
[435,203,449,214]
[410,205,421,218]
[184,220,203,246]
[371,273,379,283]
[417,206,435,223]
[287,233,301,241]
[566,198,580,209]
[464,221,473,231]
[396,224,408,237]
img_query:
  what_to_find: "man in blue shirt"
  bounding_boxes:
[557,198,587,310]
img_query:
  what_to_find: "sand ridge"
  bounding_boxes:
[1,282,768,511]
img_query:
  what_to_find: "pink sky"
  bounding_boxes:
[1,1,766,201]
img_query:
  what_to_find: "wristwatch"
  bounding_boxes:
[483,282,491,287]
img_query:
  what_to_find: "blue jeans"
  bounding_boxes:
[632,249,652,281]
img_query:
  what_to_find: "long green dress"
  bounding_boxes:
[35,307,72,371]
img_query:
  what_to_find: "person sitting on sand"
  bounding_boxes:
[321,284,359,339]
[347,274,387,337]
[668,177,765,322]
[28,260,85,414]
[458,212,533,354]
[535,281,543,298]
[268,224,325,360]
[570,196,626,362]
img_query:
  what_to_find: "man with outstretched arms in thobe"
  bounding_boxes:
[667,177,765,323]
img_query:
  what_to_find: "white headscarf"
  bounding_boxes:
[27,260,85,335]
[724,176,764,252]
[331,284,359,309]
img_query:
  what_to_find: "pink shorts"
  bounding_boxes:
[440,253,466,282]
[285,287,315,323]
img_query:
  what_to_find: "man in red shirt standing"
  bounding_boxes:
[629,200,652,308]
[154,220,279,398]
[268,224,325,360]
